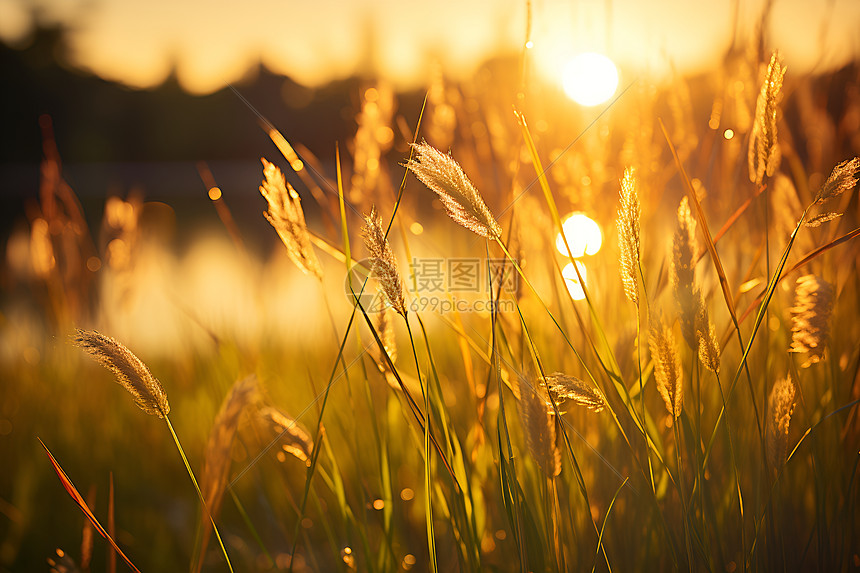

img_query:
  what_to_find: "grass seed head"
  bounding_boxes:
[544,373,605,413]
[260,158,323,280]
[74,329,169,418]
[767,375,796,470]
[257,406,313,467]
[789,274,834,367]
[748,51,786,186]
[405,141,502,238]
[814,157,860,204]
[616,167,641,306]
[518,373,561,478]
[361,206,407,317]
[672,196,698,348]
[649,317,683,419]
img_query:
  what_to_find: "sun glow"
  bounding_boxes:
[555,212,602,257]
[562,52,619,106]
[562,261,588,301]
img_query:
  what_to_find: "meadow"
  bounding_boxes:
[1,44,859,573]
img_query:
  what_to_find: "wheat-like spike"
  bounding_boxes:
[672,196,698,348]
[259,158,323,280]
[748,51,786,186]
[361,206,407,317]
[616,167,641,306]
[404,141,502,238]
[518,374,561,478]
[544,373,605,413]
[74,329,169,418]
[814,157,860,204]
[695,301,721,374]
[766,375,796,470]
[196,374,260,573]
[803,212,843,228]
[649,317,683,419]
[789,274,834,368]
[257,406,313,467]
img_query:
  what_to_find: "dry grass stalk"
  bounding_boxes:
[518,374,561,478]
[197,374,260,573]
[259,158,323,280]
[672,196,698,348]
[616,167,641,306]
[74,329,169,418]
[814,157,860,204]
[789,274,834,367]
[766,375,796,470]
[404,142,502,238]
[748,51,786,186]
[257,406,313,467]
[649,317,683,419]
[361,206,407,317]
[543,373,605,413]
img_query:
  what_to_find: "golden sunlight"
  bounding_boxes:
[562,261,588,301]
[555,212,602,257]
[561,52,619,106]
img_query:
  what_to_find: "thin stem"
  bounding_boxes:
[164,416,234,573]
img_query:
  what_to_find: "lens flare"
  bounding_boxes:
[555,212,602,257]
[562,52,619,106]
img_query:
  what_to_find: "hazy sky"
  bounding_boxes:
[1,0,858,93]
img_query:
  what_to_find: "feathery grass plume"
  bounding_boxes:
[544,373,605,413]
[74,329,169,418]
[804,212,843,228]
[649,317,683,419]
[361,206,407,317]
[257,406,313,466]
[748,51,786,186]
[672,196,698,348]
[518,373,561,478]
[259,158,323,280]
[766,375,796,470]
[814,157,860,204]
[616,167,641,305]
[695,301,720,374]
[196,375,260,573]
[789,274,834,367]
[404,141,502,238]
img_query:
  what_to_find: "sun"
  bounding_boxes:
[555,212,602,257]
[562,52,619,106]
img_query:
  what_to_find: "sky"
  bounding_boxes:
[1,0,858,93]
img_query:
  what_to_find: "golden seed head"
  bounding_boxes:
[616,167,641,305]
[672,196,698,348]
[260,158,323,280]
[649,317,683,419]
[74,329,169,418]
[696,301,720,374]
[766,375,796,470]
[257,406,314,467]
[543,373,605,413]
[361,207,407,317]
[518,373,561,478]
[814,157,860,204]
[405,142,502,238]
[789,274,834,368]
[748,51,786,186]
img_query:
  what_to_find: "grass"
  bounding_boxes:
[2,42,860,573]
